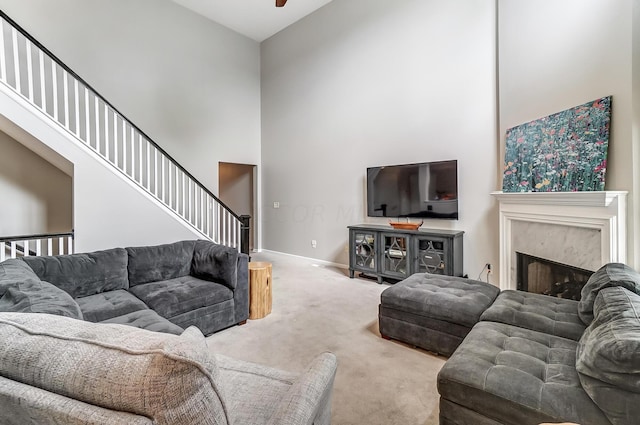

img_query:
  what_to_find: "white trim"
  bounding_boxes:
[492,191,627,291]
[260,249,349,269]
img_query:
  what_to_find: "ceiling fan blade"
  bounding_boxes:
[276,0,287,7]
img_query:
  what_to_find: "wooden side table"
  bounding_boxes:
[248,261,272,319]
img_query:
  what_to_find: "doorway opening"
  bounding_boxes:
[218,162,257,252]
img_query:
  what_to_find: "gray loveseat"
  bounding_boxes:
[438,262,640,425]
[0,239,249,336]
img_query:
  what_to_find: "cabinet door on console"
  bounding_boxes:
[380,233,410,280]
[350,230,377,274]
[413,237,447,275]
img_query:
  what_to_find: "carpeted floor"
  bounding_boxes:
[208,251,445,425]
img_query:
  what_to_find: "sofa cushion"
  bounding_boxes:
[576,286,640,425]
[75,289,149,322]
[0,312,230,425]
[129,276,233,319]
[578,263,640,325]
[480,290,586,341]
[192,240,239,290]
[100,309,184,335]
[126,240,195,287]
[0,279,83,319]
[437,321,611,425]
[21,248,129,298]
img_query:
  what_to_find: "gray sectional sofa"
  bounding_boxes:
[0,240,339,424]
[437,262,640,425]
[0,239,249,336]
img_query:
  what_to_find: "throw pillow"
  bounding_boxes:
[578,262,640,325]
[0,312,230,425]
[0,279,82,319]
[576,286,640,425]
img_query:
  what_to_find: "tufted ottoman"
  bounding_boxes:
[378,273,500,356]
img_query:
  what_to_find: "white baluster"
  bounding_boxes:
[74,79,80,137]
[154,147,158,197]
[188,180,193,223]
[182,172,186,217]
[68,236,73,254]
[35,239,41,256]
[114,114,119,167]
[138,134,143,184]
[11,27,20,93]
[47,238,53,256]
[130,126,135,179]
[122,121,127,174]
[52,61,58,120]
[94,96,100,153]
[24,240,29,256]
[169,163,173,208]
[63,70,69,128]
[216,204,221,244]
[84,87,90,145]
[146,139,150,189]
[0,19,6,81]
[104,104,110,162]
[38,51,45,111]
[26,40,33,102]
[161,156,166,202]
[1,243,5,262]
[10,241,16,258]
[58,237,64,255]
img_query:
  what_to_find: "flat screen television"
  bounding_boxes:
[367,160,458,219]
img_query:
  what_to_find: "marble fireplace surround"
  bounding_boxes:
[491,191,628,291]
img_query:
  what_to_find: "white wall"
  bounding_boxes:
[498,0,638,268]
[0,0,261,206]
[261,0,498,278]
[0,132,72,236]
[0,0,262,250]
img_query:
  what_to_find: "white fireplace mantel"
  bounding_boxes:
[491,191,628,290]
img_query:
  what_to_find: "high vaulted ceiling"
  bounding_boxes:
[171,0,334,42]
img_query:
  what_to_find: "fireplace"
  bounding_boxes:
[517,252,594,301]
[491,191,627,291]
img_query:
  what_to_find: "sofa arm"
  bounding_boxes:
[233,253,249,324]
[192,240,239,289]
[266,353,338,425]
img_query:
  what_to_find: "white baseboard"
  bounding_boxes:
[258,249,348,270]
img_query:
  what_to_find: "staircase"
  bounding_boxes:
[0,11,249,256]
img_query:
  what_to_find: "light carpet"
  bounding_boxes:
[207,251,445,425]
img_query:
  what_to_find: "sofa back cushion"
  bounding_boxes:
[578,262,640,325]
[126,240,195,287]
[21,248,129,298]
[0,312,230,425]
[576,286,640,425]
[191,240,239,290]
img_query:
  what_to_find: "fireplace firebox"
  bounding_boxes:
[516,252,594,301]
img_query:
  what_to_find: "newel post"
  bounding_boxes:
[240,215,251,255]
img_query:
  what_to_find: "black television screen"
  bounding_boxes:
[367,160,458,219]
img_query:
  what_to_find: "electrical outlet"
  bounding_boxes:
[311,240,317,248]
[273,201,280,209]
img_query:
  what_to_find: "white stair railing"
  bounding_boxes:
[0,231,74,261]
[0,12,246,252]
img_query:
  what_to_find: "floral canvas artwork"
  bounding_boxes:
[502,96,611,192]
